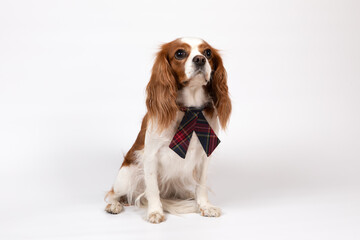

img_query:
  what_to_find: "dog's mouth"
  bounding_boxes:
[183,73,208,87]
[192,69,210,82]
[194,68,204,75]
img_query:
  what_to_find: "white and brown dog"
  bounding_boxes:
[105,37,231,223]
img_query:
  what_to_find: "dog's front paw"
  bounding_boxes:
[147,211,165,224]
[199,205,221,217]
[105,202,123,214]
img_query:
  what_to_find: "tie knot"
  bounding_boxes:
[178,102,213,113]
[178,106,204,113]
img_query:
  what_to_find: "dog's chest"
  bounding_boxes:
[156,111,209,178]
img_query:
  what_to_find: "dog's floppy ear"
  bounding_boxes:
[146,43,178,132]
[209,49,232,129]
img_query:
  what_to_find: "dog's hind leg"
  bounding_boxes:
[105,165,135,214]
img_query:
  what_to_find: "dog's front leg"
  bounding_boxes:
[143,151,165,223]
[195,156,222,217]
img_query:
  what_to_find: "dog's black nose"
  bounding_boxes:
[193,55,206,67]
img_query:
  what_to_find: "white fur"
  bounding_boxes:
[106,37,221,223]
[177,75,211,108]
[182,37,212,81]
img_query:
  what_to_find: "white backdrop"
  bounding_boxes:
[0,0,359,239]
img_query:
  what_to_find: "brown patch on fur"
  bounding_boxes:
[121,113,148,167]
[209,52,232,129]
[146,39,192,132]
[199,42,232,129]
[167,41,192,85]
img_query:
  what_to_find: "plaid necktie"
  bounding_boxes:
[169,107,220,159]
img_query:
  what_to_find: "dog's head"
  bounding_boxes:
[146,37,231,131]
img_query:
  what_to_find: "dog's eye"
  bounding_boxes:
[204,49,212,58]
[175,49,187,60]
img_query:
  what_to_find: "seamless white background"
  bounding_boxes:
[0,0,359,239]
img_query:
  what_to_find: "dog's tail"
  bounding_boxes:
[161,198,198,214]
[135,193,199,214]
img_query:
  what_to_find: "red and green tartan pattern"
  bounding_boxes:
[169,109,220,159]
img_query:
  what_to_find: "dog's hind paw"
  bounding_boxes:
[105,202,123,214]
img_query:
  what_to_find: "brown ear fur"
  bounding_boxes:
[146,44,178,132]
[209,49,232,129]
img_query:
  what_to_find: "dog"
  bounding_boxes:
[105,37,231,223]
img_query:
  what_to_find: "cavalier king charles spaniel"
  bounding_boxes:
[105,37,231,223]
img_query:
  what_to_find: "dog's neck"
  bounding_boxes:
[176,75,211,108]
